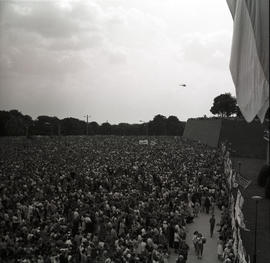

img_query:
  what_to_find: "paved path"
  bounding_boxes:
[168,208,221,263]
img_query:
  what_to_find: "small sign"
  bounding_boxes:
[139,139,148,145]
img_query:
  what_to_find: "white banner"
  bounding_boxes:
[235,190,246,229]
[139,139,148,145]
[233,227,238,255]
[237,228,247,263]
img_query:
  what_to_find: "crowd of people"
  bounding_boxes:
[216,207,235,262]
[0,136,230,262]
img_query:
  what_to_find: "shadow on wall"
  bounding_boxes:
[183,118,266,159]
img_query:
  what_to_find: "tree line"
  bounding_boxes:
[2,92,263,137]
[0,110,185,137]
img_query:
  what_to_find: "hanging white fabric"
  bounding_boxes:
[227,0,269,123]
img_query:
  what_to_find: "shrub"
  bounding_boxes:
[257,164,270,187]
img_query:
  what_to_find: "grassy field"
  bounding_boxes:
[232,158,270,263]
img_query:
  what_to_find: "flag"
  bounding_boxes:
[232,170,238,188]
[238,228,248,263]
[231,194,236,228]
[233,227,238,255]
[235,190,248,229]
[228,168,233,189]
[227,0,269,123]
[236,173,251,189]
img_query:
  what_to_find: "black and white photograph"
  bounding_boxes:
[0,0,269,262]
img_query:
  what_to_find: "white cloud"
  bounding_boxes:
[0,0,235,123]
[179,31,232,70]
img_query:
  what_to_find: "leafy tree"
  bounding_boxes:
[33,116,60,135]
[166,115,184,135]
[149,114,167,135]
[0,110,33,136]
[116,123,134,136]
[5,110,33,136]
[138,122,148,136]
[88,121,100,135]
[100,122,111,135]
[23,115,33,137]
[210,93,237,117]
[60,118,85,135]
[0,111,11,136]
[131,124,143,136]
[0,109,187,136]
[5,115,25,136]
[235,106,243,118]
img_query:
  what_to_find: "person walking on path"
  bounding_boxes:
[217,237,224,261]
[192,231,199,256]
[176,254,185,263]
[201,195,206,213]
[209,196,215,215]
[209,214,216,238]
[193,201,200,217]
[174,229,180,252]
[205,196,211,214]
[196,233,206,259]
[185,206,222,263]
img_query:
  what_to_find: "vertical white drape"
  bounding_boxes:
[227,0,269,123]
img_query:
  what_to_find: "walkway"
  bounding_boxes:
[168,208,221,263]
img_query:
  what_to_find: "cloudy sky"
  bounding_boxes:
[0,0,235,124]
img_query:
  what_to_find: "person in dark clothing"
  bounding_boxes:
[179,242,189,261]
[196,233,206,259]
[209,214,216,238]
[176,254,185,263]
[169,224,174,248]
[204,197,211,214]
[59,250,68,263]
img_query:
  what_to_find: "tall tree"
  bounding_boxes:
[210,93,237,117]
[4,110,32,136]
[88,121,100,135]
[100,122,111,135]
[235,106,244,118]
[0,111,11,136]
[60,118,85,135]
[166,115,184,135]
[149,115,167,135]
[0,109,188,136]
[23,115,33,138]
[34,116,60,135]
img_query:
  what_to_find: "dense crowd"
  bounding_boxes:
[0,136,230,262]
[217,207,235,262]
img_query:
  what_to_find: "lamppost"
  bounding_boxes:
[84,115,91,136]
[251,195,263,263]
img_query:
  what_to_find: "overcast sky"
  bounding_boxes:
[0,0,235,124]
